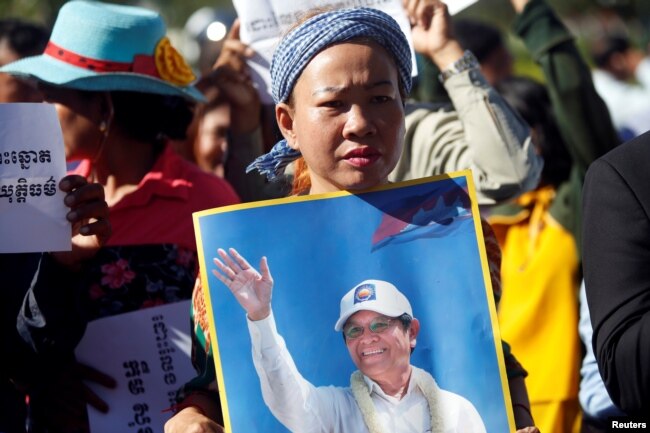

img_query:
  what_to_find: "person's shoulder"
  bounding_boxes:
[181,158,230,187]
[605,130,650,163]
[404,101,457,136]
[589,130,650,184]
[171,155,240,206]
[405,101,454,117]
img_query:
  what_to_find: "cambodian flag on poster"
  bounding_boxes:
[371,182,472,251]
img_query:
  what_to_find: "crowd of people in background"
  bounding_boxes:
[1,0,649,432]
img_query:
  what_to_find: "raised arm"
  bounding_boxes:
[511,0,618,174]
[212,248,343,433]
[391,0,541,205]
[196,21,278,202]
[510,0,620,252]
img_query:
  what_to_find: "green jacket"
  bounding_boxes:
[490,0,619,257]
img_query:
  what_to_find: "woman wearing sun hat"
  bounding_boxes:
[1,1,239,431]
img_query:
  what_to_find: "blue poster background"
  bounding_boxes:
[195,173,512,433]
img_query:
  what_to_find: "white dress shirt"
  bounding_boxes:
[248,312,487,433]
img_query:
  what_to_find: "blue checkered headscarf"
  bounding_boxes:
[246,7,412,181]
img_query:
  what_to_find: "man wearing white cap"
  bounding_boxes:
[213,248,486,433]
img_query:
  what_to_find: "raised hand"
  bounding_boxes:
[405,0,464,69]
[212,19,253,71]
[509,0,530,13]
[212,248,273,321]
[196,19,261,134]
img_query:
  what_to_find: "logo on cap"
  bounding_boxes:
[354,283,376,304]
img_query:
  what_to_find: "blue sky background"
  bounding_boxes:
[196,175,511,433]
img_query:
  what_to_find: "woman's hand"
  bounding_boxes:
[510,0,530,14]
[164,406,224,433]
[51,175,111,269]
[515,427,540,433]
[405,0,465,69]
[196,19,261,135]
[212,248,273,321]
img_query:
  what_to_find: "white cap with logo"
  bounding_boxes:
[334,279,413,331]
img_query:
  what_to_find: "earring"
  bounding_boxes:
[99,120,107,133]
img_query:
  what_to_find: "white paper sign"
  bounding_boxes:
[443,0,480,15]
[0,103,68,253]
[234,0,418,104]
[75,301,195,433]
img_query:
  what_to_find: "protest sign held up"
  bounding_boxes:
[0,103,68,253]
[232,0,480,104]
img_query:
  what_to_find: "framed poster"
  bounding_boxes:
[194,171,514,432]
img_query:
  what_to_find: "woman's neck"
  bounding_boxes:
[307,177,390,195]
[89,135,161,206]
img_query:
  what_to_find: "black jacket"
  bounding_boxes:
[583,130,650,415]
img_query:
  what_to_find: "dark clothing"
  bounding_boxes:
[491,0,619,249]
[1,253,86,432]
[582,131,650,416]
[0,380,26,433]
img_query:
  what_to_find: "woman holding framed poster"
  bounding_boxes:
[167,2,540,433]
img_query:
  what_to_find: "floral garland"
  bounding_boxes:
[350,366,444,433]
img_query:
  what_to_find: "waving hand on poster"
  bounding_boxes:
[213,248,273,322]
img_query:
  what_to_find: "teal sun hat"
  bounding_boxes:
[0,0,205,102]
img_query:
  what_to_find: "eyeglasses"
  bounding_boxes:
[343,316,396,339]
